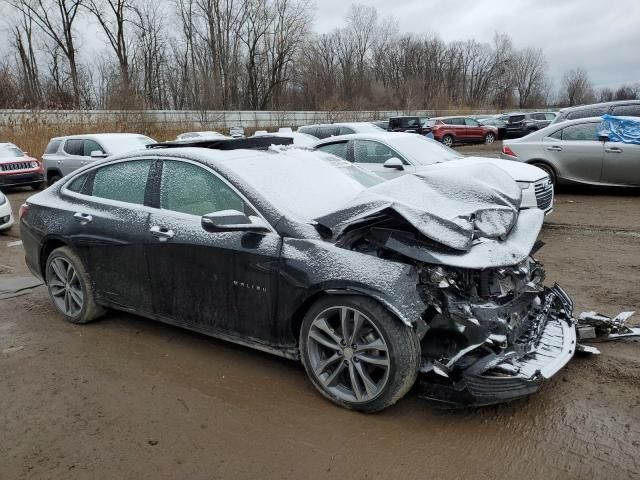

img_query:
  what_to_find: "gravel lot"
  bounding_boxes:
[1,166,639,479]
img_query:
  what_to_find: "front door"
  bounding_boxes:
[602,141,640,185]
[145,159,282,344]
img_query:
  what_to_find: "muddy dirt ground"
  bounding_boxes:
[1,181,639,479]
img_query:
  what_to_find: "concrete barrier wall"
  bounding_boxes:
[0,108,544,128]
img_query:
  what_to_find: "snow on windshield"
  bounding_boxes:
[225,149,383,219]
[389,135,462,165]
[0,145,24,158]
[102,136,156,154]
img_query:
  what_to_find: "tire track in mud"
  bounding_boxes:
[544,222,640,238]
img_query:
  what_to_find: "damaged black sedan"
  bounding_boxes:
[20,144,604,411]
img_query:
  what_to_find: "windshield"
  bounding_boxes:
[102,136,156,155]
[0,145,24,158]
[224,149,384,220]
[388,135,463,165]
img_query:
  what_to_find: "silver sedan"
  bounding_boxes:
[501,117,640,187]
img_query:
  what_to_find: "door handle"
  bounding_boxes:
[546,146,562,152]
[605,147,623,153]
[150,225,175,241]
[73,212,92,224]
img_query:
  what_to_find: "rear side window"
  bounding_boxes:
[45,140,61,154]
[316,142,348,160]
[64,139,85,156]
[566,107,608,120]
[315,126,338,139]
[544,113,556,121]
[464,118,480,126]
[161,160,248,216]
[548,129,563,140]
[338,126,355,135]
[509,115,526,123]
[353,140,402,164]
[67,174,88,193]
[298,126,317,137]
[560,123,599,141]
[84,140,105,156]
[91,160,153,205]
[611,105,640,117]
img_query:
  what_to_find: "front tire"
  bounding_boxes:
[441,135,454,147]
[299,296,420,413]
[45,247,105,324]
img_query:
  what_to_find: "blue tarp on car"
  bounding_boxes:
[598,115,640,144]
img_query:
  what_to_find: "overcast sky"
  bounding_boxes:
[1,0,637,91]
[314,0,640,90]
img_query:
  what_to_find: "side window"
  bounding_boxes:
[298,126,317,137]
[84,140,105,156]
[560,123,599,141]
[509,115,526,123]
[388,118,400,129]
[545,113,557,121]
[67,174,88,193]
[464,118,480,126]
[338,126,354,135]
[316,142,348,160]
[353,140,403,164]
[548,129,563,140]
[316,126,337,139]
[91,160,153,204]
[566,107,608,120]
[64,139,85,156]
[45,140,61,154]
[611,105,640,117]
[530,113,543,121]
[161,160,249,216]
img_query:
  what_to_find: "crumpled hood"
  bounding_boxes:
[316,163,522,251]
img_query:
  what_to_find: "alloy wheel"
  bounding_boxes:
[485,133,495,145]
[306,306,391,403]
[47,257,84,317]
[442,136,454,147]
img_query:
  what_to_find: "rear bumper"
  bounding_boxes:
[418,285,576,407]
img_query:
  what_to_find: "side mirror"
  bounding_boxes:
[201,209,270,233]
[90,150,107,158]
[383,157,404,170]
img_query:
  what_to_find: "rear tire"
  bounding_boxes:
[484,133,495,145]
[47,173,61,187]
[299,295,420,413]
[531,162,557,187]
[45,247,105,324]
[442,135,454,147]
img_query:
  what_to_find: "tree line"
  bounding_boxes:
[1,0,638,111]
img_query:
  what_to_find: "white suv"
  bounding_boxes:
[42,133,156,185]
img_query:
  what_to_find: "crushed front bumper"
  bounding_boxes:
[419,285,577,407]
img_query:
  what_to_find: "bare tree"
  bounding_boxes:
[512,47,546,108]
[85,0,135,91]
[561,68,594,106]
[10,0,85,107]
[9,9,42,106]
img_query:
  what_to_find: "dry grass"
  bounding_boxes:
[0,118,270,158]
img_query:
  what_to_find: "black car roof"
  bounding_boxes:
[148,136,292,150]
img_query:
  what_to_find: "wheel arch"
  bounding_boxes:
[46,168,62,183]
[39,236,72,278]
[290,286,415,346]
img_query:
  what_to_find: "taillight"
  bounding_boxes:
[502,146,517,157]
[19,203,29,220]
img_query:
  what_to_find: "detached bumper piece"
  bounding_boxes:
[418,285,577,407]
[576,311,639,342]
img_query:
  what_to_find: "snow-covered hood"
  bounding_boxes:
[316,163,522,252]
[425,157,547,183]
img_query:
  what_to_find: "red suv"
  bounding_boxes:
[0,142,45,190]
[428,117,499,147]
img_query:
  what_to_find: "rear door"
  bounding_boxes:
[351,139,416,179]
[62,158,155,312]
[544,121,603,183]
[60,139,86,176]
[446,118,467,139]
[144,159,282,344]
